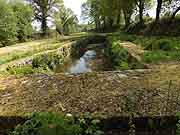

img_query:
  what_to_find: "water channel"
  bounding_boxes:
[55,44,111,74]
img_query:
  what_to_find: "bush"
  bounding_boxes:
[9,112,103,135]
[32,53,63,70]
[145,39,173,51]
[7,65,35,75]
[177,113,180,135]
[6,65,53,75]
[107,38,145,70]
[143,51,180,63]
[9,112,82,135]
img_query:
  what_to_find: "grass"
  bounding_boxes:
[0,42,68,65]
[106,36,145,70]
[110,32,180,63]
[6,65,53,75]
[143,51,180,63]
[0,33,88,66]
[111,32,180,51]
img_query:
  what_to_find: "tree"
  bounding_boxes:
[121,0,135,28]
[0,0,17,46]
[28,0,63,36]
[156,0,163,22]
[135,0,152,24]
[170,0,180,20]
[11,0,33,41]
[54,7,78,35]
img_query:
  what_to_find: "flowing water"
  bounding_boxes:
[55,44,111,74]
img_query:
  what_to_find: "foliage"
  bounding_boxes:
[9,112,103,135]
[110,33,180,63]
[107,37,145,70]
[0,41,62,65]
[6,65,52,75]
[0,0,34,46]
[77,113,103,135]
[0,0,17,46]
[177,113,180,135]
[143,51,180,63]
[54,7,78,35]
[112,32,180,51]
[7,65,36,75]
[11,0,33,41]
[27,0,63,36]
[32,53,64,70]
[9,112,82,135]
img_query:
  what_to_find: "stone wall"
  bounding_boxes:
[2,42,75,71]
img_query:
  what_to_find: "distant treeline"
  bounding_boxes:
[81,0,180,35]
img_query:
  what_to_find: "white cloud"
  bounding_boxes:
[63,0,87,22]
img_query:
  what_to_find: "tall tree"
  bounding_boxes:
[0,0,17,46]
[122,0,134,28]
[170,0,180,20]
[28,0,63,36]
[11,0,33,41]
[54,7,78,35]
[135,0,152,24]
[156,0,163,22]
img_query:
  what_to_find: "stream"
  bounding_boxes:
[55,44,111,74]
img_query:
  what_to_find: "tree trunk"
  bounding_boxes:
[103,17,106,31]
[108,17,114,28]
[139,0,144,24]
[155,0,162,22]
[123,10,131,29]
[171,6,180,20]
[116,11,121,25]
[41,17,47,36]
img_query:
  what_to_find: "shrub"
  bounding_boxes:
[143,51,180,63]
[176,113,180,135]
[107,38,145,70]
[32,53,63,70]
[6,65,53,75]
[9,112,103,135]
[144,39,172,51]
[77,112,103,135]
[9,112,82,135]
[7,65,35,75]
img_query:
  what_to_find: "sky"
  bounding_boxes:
[63,0,87,23]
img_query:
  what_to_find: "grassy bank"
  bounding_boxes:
[106,36,146,70]
[109,32,180,63]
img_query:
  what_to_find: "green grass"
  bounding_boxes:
[5,51,65,75]
[0,42,65,65]
[111,32,180,51]
[110,32,180,63]
[6,65,53,75]
[106,36,145,70]
[143,51,180,63]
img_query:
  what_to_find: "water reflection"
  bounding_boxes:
[68,50,96,74]
[54,50,97,74]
